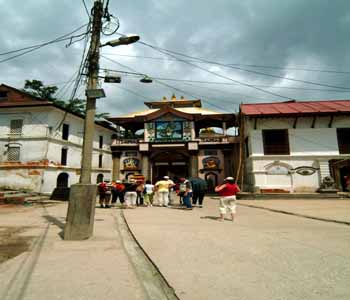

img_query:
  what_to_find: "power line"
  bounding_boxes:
[81,0,91,18]
[97,62,350,93]
[139,42,293,100]
[101,55,235,112]
[0,24,89,64]
[102,52,350,75]
[139,42,350,91]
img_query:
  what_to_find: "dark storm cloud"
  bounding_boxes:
[1,0,350,116]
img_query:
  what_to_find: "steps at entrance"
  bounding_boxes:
[0,190,51,205]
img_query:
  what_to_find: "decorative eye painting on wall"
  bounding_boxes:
[295,166,318,176]
[123,158,140,170]
[155,121,183,139]
[203,156,220,169]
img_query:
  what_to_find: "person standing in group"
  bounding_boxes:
[111,180,125,206]
[136,181,145,206]
[155,176,173,207]
[143,180,155,206]
[190,177,208,208]
[104,181,112,208]
[215,177,240,222]
[98,180,107,208]
[164,176,175,205]
[124,179,138,208]
[182,179,193,209]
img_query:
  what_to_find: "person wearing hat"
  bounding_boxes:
[215,177,240,221]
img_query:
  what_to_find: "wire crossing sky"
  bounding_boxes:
[1,0,350,116]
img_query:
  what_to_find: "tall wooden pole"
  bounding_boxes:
[80,0,103,184]
[64,0,104,240]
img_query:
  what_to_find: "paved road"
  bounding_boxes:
[0,203,148,300]
[124,198,350,300]
[238,199,350,223]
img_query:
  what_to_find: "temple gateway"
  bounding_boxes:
[109,95,239,192]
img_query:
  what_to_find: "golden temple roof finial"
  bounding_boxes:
[171,93,176,100]
[162,96,167,101]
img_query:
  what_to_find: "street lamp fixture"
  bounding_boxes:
[140,76,153,83]
[101,35,140,47]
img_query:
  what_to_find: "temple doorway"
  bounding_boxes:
[151,151,189,182]
[330,159,350,191]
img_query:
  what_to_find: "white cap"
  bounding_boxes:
[116,180,122,183]
[164,176,169,179]
[225,177,234,181]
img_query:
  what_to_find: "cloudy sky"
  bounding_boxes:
[1,0,350,116]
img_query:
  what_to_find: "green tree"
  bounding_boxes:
[23,80,109,119]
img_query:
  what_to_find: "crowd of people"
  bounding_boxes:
[98,175,240,221]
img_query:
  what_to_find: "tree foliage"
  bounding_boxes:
[23,80,110,119]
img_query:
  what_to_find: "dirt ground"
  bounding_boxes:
[0,226,34,263]
[0,205,36,264]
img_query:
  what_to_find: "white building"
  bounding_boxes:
[241,100,350,193]
[0,84,115,196]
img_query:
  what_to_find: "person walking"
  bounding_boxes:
[215,177,240,221]
[143,180,155,206]
[155,176,172,207]
[124,179,138,208]
[190,177,208,208]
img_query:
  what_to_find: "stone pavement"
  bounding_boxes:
[0,203,148,300]
[123,197,350,300]
[237,199,350,224]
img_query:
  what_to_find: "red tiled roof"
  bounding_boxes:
[241,100,350,116]
[0,84,52,107]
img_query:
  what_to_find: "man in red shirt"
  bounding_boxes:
[215,177,240,222]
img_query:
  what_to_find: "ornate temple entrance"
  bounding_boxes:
[151,151,189,181]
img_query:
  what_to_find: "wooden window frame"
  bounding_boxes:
[61,148,68,165]
[62,123,69,141]
[262,129,290,155]
[337,128,350,154]
[98,154,103,168]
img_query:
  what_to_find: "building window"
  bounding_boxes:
[10,119,23,135]
[99,135,103,149]
[262,129,290,155]
[7,147,20,161]
[337,128,350,154]
[61,148,68,165]
[204,150,218,156]
[245,137,249,157]
[62,124,69,140]
[0,91,8,100]
[98,154,103,168]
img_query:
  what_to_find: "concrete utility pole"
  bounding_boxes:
[64,0,104,240]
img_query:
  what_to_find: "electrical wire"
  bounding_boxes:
[101,55,236,112]
[102,52,350,75]
[97,61,350,93]
[0,24,89,64]
[138,42,293,100]
[139,42,350,91]
[81,0,91,18]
